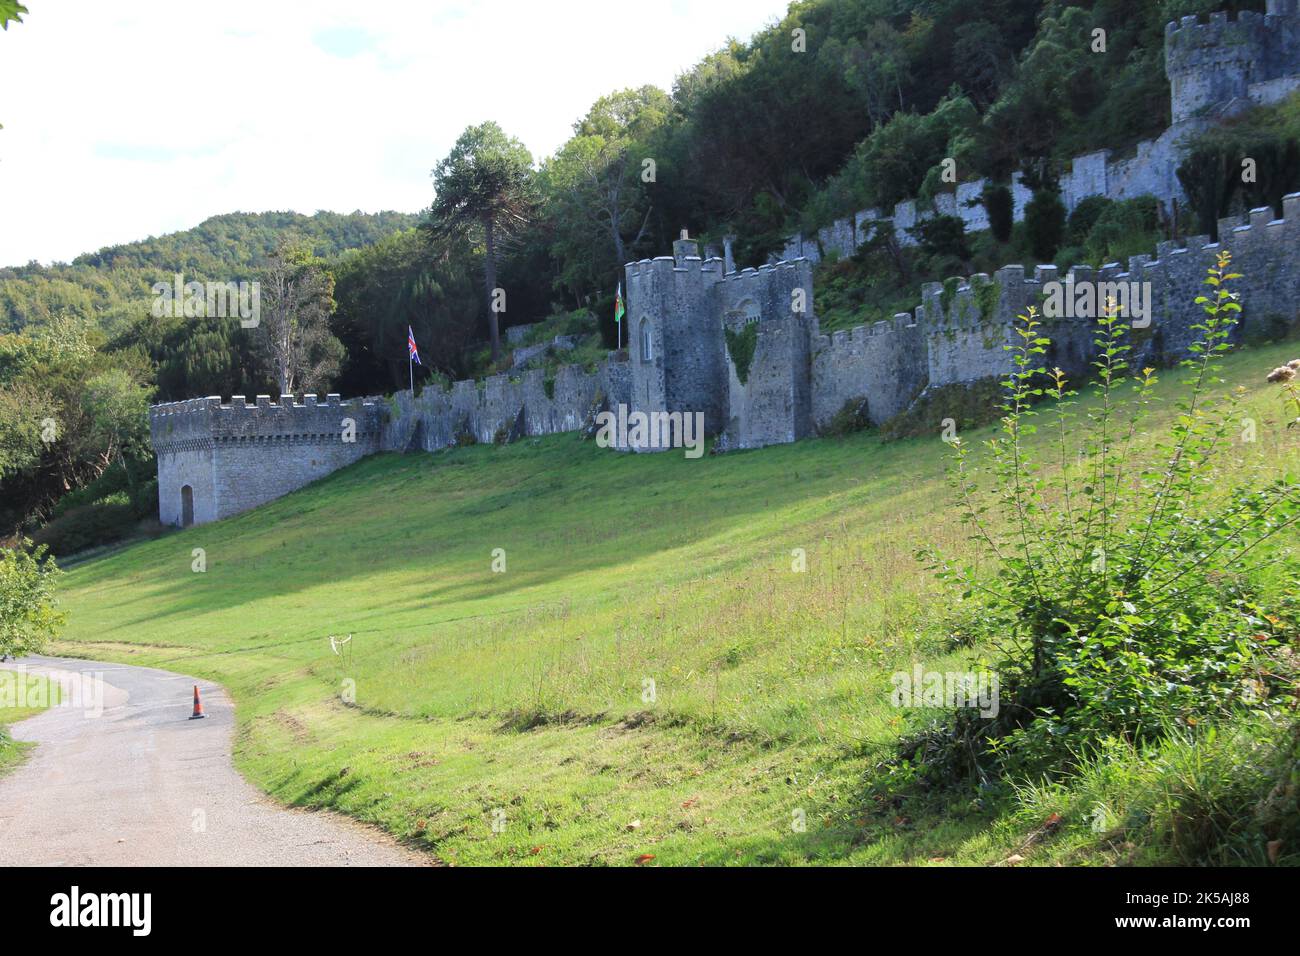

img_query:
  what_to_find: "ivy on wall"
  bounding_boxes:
[724,323,759,384]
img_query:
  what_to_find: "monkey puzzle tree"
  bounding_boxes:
[425,123,536,363]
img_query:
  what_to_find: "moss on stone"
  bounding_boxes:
[939,276,961,317]
[973,275,1000,323]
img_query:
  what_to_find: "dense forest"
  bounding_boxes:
[2,0,1295,552]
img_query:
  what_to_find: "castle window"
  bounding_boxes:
[640,319,653,363]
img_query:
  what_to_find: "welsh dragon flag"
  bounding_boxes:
[614,282,625,325]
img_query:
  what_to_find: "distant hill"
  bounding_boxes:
[0,210,419,334]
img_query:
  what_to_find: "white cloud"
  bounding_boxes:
[0,0,789,266]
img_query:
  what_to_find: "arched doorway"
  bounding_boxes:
[181,485,194,527]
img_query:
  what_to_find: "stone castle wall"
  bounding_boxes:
[834,195,1300,429]
[782,6,1300,267]
[150,394,385,526]
[149,7,1300,526]
[383,358,630,453]
[716,260,815,449]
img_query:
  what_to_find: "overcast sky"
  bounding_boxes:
[0,0,790,267]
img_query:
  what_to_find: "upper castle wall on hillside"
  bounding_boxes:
[781,5,1300,268]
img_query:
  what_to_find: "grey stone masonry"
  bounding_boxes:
[148,7,1300,524]
[150,394,385,527]
[780,5,1300,267]
[152,353,632,526]
[150,196,1300,525]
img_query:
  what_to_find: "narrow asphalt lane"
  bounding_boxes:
[0,656,427,866]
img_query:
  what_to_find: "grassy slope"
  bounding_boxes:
[0,675,58,775]
[54,340,1300,865]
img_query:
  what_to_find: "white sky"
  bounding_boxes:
[0,0,790,267]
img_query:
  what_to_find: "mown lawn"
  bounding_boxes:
[54,339,1300,865]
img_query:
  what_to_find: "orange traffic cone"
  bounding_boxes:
[189,684,206,720]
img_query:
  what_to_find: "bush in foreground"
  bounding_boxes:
[916,251,1300,784]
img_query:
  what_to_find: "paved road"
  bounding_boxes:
[0,656,427,866]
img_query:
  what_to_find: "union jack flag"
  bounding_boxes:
[407,326,421,365]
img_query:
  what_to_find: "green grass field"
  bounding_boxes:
[0,673,59,776]
[53,339,1300,865]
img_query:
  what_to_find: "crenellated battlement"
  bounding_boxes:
[150,2,1300,523]
[1165,9,1269,50]
[810,313,917,355]
[149,394,384,450]
[1166,5,1300,123]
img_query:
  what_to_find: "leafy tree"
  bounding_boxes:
[0,541,64,659]
[542,87,669,299]
[833,92,978,213]
[952,20,1012,108]
[332,229,481,391]
[1177,95,1300,240]
[983,182,1014,243]
[81,369,151,483]
[1083,195,1162,265]
[0,380,55,483]
[909,214,971,265]
[1023,186,1066,260]
[0,1,26,30]
[1177,141,1240,240]
[253,244,343,395]
[425,123,536,362]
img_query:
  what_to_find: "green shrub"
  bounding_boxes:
[1023,187,1066,260]
[0,540,65,658]
[983,183,1014,243]
[32,494,139,557]
[822,398,871,437]
[1066,195,1113,245]
[909,215,971,263]
[879,377,1002,441]
[1084,195,1162,266]
[50,457,156,520]
[917,251,1300,781]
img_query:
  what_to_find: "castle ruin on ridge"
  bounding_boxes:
[151,2,1300,526]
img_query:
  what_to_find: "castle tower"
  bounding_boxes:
[623,232,728,447]
[1166,5,1300,124]
[1166,11,1267,123]
[716,260,815,450]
